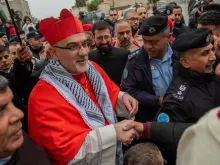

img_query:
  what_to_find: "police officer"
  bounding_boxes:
[121,15,179,122]
[123,28,220,165]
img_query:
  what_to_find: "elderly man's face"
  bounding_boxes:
[136,7,148,23]
[116,22,132,48]
[180,43,216,73]
[126,12,140,32]
[51,33,89,75]
[142,32,170,59]
[0,87,24,158]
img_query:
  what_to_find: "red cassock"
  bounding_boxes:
[28,61,120,165]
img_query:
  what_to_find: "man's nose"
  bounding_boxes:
[9,104,24,125]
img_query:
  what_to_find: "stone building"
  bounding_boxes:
[0,0,32,21]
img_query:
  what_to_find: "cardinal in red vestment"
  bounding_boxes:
[28,9,139,165]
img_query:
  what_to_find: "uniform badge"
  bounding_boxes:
[123,68,128,79]
[179,85,186,91]
[172,83,190,102]
[157,113,170,122]
[149,26,155,34]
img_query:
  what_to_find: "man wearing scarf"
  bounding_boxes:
[28,9,138,165]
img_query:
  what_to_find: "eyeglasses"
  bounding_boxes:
[127,18,139,22]
[53,41,88,51]
[110,14,117,17]
[0,55,9,61]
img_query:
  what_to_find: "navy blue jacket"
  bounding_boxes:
[121,46,179,122]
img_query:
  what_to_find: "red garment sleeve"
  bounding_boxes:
[11,27,16,35]
[90,61,120,111]
[28,81,91,165]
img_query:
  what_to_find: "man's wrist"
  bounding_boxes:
[141,122,152,140]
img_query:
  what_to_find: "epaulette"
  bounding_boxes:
[171,82,190,102]
[128,49,140,60]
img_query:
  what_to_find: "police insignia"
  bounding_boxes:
[179,85,186,91]
[123,68,128,79]
[157,113,170,122]
[149,26,156,34]
[172,82,190,101]
[206,33,211,43]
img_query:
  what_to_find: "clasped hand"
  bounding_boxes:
[114,120,144,146]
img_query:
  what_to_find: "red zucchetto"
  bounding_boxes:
[39,9,84,45]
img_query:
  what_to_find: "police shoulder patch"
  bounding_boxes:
[157,113,170,122]
[123,68,128,79]
[172,82,190,102]
[128,49,139,60]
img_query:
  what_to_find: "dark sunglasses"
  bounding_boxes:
[110,14,117,16]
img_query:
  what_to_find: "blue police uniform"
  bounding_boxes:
[121,46,179,122]
[150,44,173,97]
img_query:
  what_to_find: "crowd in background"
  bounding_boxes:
[0,0,219,165]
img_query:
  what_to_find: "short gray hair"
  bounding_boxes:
[115,19,131,31]
[0,76,8,92]
[124,9,137,19]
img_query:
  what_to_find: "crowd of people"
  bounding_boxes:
[0,0,220,165]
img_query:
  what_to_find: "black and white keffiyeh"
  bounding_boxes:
[40,59,123,164]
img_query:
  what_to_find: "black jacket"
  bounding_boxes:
[0,59,33,132]
[150,65,220,164]
[89,47,130,86]
[173,23,189,38]
[121,46,179,122]
[5,131,51,165]
[29,46,44,60]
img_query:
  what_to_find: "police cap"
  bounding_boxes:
[138,15,168,36]
[172,28,212,52]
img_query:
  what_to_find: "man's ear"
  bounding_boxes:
[48,47,58,60]
[180,57,191,69]
[92,33,95,40]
